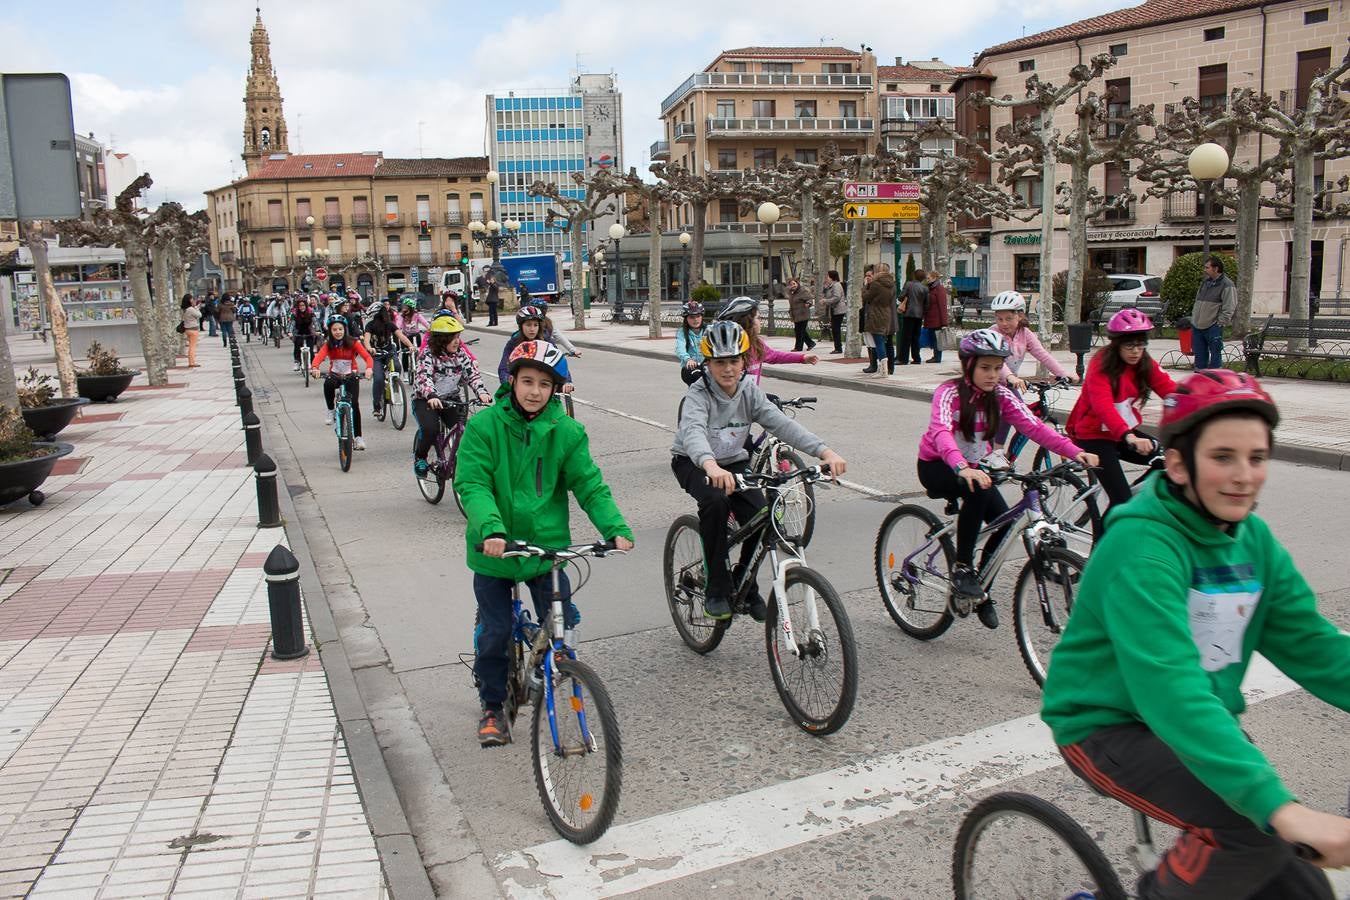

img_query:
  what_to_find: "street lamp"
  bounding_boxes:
[467,215,520,266]
[757,202,780,320]
[608,223,626,320]
[1188,143,1229,257]
[679,231,692,299]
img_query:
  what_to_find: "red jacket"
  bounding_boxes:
[1066,352,1176,442]
[923,282,950,328]
[311,340,373,375]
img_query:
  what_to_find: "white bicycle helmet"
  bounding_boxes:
[716,296,759,321]
[990,290,1027,312]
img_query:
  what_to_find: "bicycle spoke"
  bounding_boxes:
[532,659,621,843]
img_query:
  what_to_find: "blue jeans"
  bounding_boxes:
[472,571,577,710]
[207,315,217,336]
[219,321,234,345]
[1193,324,1223,370]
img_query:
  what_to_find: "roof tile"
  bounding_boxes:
[374,157,489,178]
[878,64,976,81]
[718,46,861,59]
[246,152,381,180]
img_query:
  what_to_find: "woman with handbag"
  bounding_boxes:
[923,271,951,364]
[180,295,202,367]
[821,270,846,354]
[785,277,816,352]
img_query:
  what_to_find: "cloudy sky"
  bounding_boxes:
[3,0,1124,209]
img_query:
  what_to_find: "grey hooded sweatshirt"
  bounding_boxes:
[672,374,827,467]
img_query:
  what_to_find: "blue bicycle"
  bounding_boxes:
[326,373,358,472]
[473,539,626,843]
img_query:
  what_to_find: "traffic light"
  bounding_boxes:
[460,252,469,266]
[419,219,430,237]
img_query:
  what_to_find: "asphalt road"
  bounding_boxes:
[245,328,1350,899]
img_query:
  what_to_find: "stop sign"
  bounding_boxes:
[314,266,329,281]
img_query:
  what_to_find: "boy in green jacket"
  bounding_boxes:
[1042,369,1350,899]
[456,340,634,746]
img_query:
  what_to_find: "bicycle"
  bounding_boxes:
[1042,437,1166,546]
[874,460,1091,687]
[662,464,858,735]
[414,389,486,513]
[750,395,819,546]
[471,539,626,844]
[325,373,358,472]
[240,316,254,343]
[372,347,409,430]
[298,337,314,388]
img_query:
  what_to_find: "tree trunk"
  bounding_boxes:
[799,189,815,287]
[1065,152,1090,324]
[1287,145,1314,342]
[167,244,186,360]
[1036,120,1056,341]
[124,232,166,385]
[150,244,172,366]
[845,216,866,358]
[25,222,78,398]
[815,205,830,282]
[569,226,587,331]
[690,199,707,287]
[648,212,663,339]
[919,211,934,272]
[1232,178,1261,337]
[932,203,951,276]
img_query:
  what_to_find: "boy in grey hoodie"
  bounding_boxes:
[671,321,847,621]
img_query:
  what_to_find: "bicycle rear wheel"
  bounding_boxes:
[952,792,1127,900]
[874,504,956,640]
[448,431,467,518]
[769,447,816,547]
[662,515,728,654]
[338,407,353,472]
[390,376,408,430]
[1013,546,1087,688]
[532,658,622,844]
[764,566,857,736]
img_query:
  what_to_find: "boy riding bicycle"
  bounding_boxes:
[1042,370,1350,899]
[670,320,846,622]
[455,340,634,747]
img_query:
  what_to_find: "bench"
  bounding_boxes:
[955,296,994,325]
[1243,315,1350,377]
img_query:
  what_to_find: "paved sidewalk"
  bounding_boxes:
[1,338,389,897]
[486,309,1350,470]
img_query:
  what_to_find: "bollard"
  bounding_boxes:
[232,363,245,383]
[254,453,283,528]
[237,386,254,420]
[242,411,263,466]
[264,544,309,660]
[234,371,248,393]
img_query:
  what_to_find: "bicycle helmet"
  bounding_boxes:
[680,300,705,318]
[516,305,546,325]
[528,298,549,314]
[429,315,464,335]
[507,339,567,385]
[326,314,349,333]
[716,296,758,321]
[1106,308,1153,337]
[990,290,1027,312]
[431,308,458,320]
[700,320,751,359]
[401,296,419,309]
[1160,369,1278,444]
[958,328,1012,359]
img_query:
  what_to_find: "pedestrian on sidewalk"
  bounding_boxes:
[820,270,846,354]
[217,295,237,347]
[862,267,895,374]
[899,269,928,366]
[475,266,500,326]
[1191,255,1236,370]
[181,295,202,367]
[204,291,219,336]
[923,271,951,363]
[786,277,817,352]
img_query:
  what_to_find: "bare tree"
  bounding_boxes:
[23,222,79,397]
[652,162,730,288]
[530,170,625,331]
[609,167,683,337]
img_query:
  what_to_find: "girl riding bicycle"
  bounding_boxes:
[310,315,374,451]
[716,296,819,383]
[1066,309,1176,515]
[290,298,317,372]
[398,296,431,347]
[363,302,416,418]
[1043,370,1350,899]
[917,329,1096,626]
[674,301,708,385]
[411,316,491,477]
[989,291,1077,391]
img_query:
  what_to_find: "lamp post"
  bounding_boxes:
[1187,143,1230,258]
[485,170,500,263]
[679,231,692,299]
[467,218,521,266]
[757,202,780,329]
[608,222,626,320]
[593,249,605,308]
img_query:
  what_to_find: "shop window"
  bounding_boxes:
[1014,254,1040,294]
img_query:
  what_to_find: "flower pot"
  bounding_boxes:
[0,442,73,507]
[76,371,139,403]
[20,397,91,441]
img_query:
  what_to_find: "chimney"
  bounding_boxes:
[895,57,904,66]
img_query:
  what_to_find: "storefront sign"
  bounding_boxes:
[1087,226,1157,242]
[1003,233,1041,245]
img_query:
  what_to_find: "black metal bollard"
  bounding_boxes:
[237,386,254,421]
[264,544,309,660]
[254,453,282,528]
[234,371,248,393]
[1067,323,1094,382]
[232,363,245,383]
[242,411,263,466]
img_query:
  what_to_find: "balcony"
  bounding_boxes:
[1098,200,1137,223]
[674,122,697,142]
[705,117,874,138]
[707,221,804,237]
[245,219,286,232]
[295,215,315,229]
[445,210,465,226]
[379,214,406,228]
[219,251,235,264]
[650,139,670,160]
[351,212,374,227]
[323,213,343,228]
[1162,190,1232,222]
[661,71,874,115]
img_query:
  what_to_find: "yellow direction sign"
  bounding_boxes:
[842,202,921,220]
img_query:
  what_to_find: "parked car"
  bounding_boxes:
[1098,274,1164,321]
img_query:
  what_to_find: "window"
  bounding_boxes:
[763,62,793,74]
[823,63,853,74]
[1199,64,1228,110]
[719,199,739,223]
[415,194,431,224]
[386,234,401,263]
[1204,26,1225,41]
[1015,176,1044,206]
[298,237,313,256]
[751,99,776,118]
[885,96,955,120]
[270,239,286,266]
[1102,164,1132,221]
[1296,48,1332,109]
[1305,7,1328,23]
[887,83,897,91]
[753,148,776,169]
[384,195,399,222]
[717,148,738,169]
[929,84,942,92]
[418,235,433,263]
[839,99,858,118]
[1105,78,1131,137]
[295,198,312,221]
[1014,254,1040,294]
[1109,43,1128,57]
[267,199,283,226]
[730,62,747,73]
[327,237,342,259]
[794,99,817,118]
[1018,59,1035,72]
[794,149,818,164]
[469,192,485,221]
[1012,103,1039,129]
[716,99,736,118]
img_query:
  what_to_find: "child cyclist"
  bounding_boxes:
[290,297,317,372]
[674,300,707,385]
[456,340,634,746]
[989,290,1077,391]
[670,320,847,622]
[497,306,573,392]
[717,296,819,383]
[309,314,374,451]
[1066,308,1176,514]
[917,329,1097,626]
[411,316,491,477]
[1042,369,1350,899]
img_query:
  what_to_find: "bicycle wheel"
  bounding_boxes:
[448,431,467,518]
[531,657,622,844]
[874,504,956,640]
[563,393,576,419]
[764,566,857,736]
[1013,546,1087,688]
[273,326,280,348]
[770,447,816,547]
[338,407,353,472]
[303,360,310,388]
[662,515,728,654]
[390,376,408,430]
[952,792,1127,900]
[416,433,445,504]
[1033,450,1102,543]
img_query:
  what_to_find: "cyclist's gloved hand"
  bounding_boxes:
[481,536,507,558]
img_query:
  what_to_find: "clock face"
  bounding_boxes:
[596,104,610,120]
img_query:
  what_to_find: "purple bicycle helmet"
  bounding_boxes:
[958,328,1012,359]
[1107,308,1153,337]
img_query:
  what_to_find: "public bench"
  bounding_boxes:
[1243,315,1350,377]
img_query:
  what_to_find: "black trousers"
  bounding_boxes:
[916,457,1010,567]
[671,456,764,599]
[486,299,499,325]
[292,334,315,362]
[412,397,463,460]
[323,376,363,437]
[830,314,844,352]
[898,318,924,363]
[1077,437,1155,510]
[792,320,816,351]
[1063,724,1332,900]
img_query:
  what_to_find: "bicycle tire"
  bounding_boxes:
[417,434,445,504]
[531,658,623,844]
[448,430,467,518]
[764,566,857,736]
[874,504,956,640]
[390,377,408,430]
[1013,546,1087,688]
[952,791,1127,900]
[303,362,310,388]
[770,447,816,547]
[338,407,353,472]
[662,514,729,654]
[273,328,280,348]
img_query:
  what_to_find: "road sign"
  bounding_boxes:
[313,266,328,281]
[843,182,920,201]
[842,202,921,220]
[1,74,81,220]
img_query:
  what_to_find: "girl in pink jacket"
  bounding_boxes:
[716,296,818,384]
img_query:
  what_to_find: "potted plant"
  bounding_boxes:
[0,406,73,507]
[76,341,139,402]
[18,367,89,440]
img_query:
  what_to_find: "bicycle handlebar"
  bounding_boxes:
[472,538,627,560]
[985,459,1085,486]
[733,463,831,491]
[765,394,817,410]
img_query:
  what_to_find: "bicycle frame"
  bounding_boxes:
[512,569,597,753]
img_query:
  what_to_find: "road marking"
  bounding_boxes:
[495,657,1299,898]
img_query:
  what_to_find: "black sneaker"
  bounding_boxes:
[703,594,732,620]
[951,564,983,600]
[477,709,511,747]
[977,600,1000,630]
[746,591,768,623]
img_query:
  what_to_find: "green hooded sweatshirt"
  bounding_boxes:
[456,382,633,581]
[1041,475,1350,830]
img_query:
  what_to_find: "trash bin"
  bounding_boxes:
[1174,316,1194,355]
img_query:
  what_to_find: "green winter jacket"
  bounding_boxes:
[456,383,633,581]
[1041,475,1350,830]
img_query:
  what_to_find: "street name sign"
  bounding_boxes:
[842,202,921,220]
[843,182,920,201]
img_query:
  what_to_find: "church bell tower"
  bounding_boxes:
[241,7,289,174]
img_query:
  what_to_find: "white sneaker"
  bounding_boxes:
[293,362,300,372]
[353,436,366,451]
[324,410,335,426]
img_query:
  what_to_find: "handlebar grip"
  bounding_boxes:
[800,396,817,404]
[1291,842,1320,862]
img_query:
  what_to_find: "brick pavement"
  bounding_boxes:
[1,338,387,898]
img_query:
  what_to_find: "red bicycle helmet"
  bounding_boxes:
[1106,308,1153,337]
[1160,369,1279,443]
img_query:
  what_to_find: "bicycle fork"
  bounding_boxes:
[540,570,597,757]
[770,554,817,661]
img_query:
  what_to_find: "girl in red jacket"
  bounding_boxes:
[310,315,374,450]
[1066,309,1176,513]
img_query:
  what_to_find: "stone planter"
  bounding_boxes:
[0,442,73,507]
[76,371,139,403]
[20,397,90,441]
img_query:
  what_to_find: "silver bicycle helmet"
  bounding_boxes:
[716,296,758,321]
[700,321,751,359]
[990,290,1027,312]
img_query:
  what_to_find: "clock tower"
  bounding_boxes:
[241,7,289,174]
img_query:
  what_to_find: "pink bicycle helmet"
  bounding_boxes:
[1106,308,1153,337]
